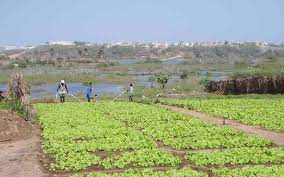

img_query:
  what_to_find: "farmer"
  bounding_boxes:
[86,82,93,102]
[57,80,69,103]
[127,83,134,102]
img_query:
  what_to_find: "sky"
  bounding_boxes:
[0,0,284,45]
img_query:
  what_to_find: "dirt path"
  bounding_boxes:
[0,110,48,177]
[160,105,284,146]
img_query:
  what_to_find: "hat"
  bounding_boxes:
[60,80,65,84]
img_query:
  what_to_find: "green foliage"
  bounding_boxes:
[96,61,118,68]
[200,78,210,91]
[180,70,189,80]
[231,69,284,79]
[0,100,27,117]
[35,101,272,172]
[162,98,284,131]
[265,49,278,62]
[185,147,284,166]
[35,102,180,171]
[100,148,180,169]
[144,57,162,64]
[96,62,109,68]
[91,102,270,150]
[213,165,284,177]
[155,72,170,89]
[82,80,94,86]
[72,168,207,177]
[9,58,50,69]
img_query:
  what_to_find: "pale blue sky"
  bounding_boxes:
[0,0,284,45]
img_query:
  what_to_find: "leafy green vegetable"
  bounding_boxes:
[213,165,284,177]
[72,168,207,177]
[161,98,284,131]
[100,148,181,169]
[35,102,271,171]
[185,147,284,166]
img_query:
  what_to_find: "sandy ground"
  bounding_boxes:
[161,105,284,146]
[0,110,47,177]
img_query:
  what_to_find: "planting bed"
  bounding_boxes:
[161,98,284,132]
[35,102,283,176]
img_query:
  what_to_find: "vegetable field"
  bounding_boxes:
[35,102,284,177]
[161,98,284,132]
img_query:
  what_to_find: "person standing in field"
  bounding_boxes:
[57,80,69,103]
[128,83,134,102]
[86,82,93,102]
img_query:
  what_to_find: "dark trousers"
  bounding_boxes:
[60,95,65,103]
[87,95,91,102]
[129,95,133,102]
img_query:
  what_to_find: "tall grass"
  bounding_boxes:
[0,100,27,117]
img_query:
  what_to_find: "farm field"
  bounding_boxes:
[161,97,284,132]
[34,102,284,176]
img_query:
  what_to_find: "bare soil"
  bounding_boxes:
[160,105,284,146]
[0,110,49,177]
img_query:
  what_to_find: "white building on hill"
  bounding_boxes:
[47,41,75,46]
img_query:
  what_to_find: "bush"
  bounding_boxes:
[82,80,95,86]
[155,72,170,89]
[180,70,189,80]
[200,78,210,91]
[144,57,162,63]
[96,62,109,68]
[0,100,27,117]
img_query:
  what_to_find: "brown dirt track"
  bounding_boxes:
[160,105,284,146]
[0,110,48,177]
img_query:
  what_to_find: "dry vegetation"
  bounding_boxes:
[205,76,284,94]
[7,73,36,120]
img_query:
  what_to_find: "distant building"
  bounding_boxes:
[47,41,75,46]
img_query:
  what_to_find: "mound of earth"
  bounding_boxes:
[0,110,33,142]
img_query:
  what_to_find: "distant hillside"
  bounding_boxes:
[2,43,284,64]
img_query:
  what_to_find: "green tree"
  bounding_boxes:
[155,72,170,89]
[265,49,278,62]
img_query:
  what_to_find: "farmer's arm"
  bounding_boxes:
[56,84,60,92]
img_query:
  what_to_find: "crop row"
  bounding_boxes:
[185,147,284,166]
[71,168,207,177]
[213,165,284,177]
[161,98,284,131]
